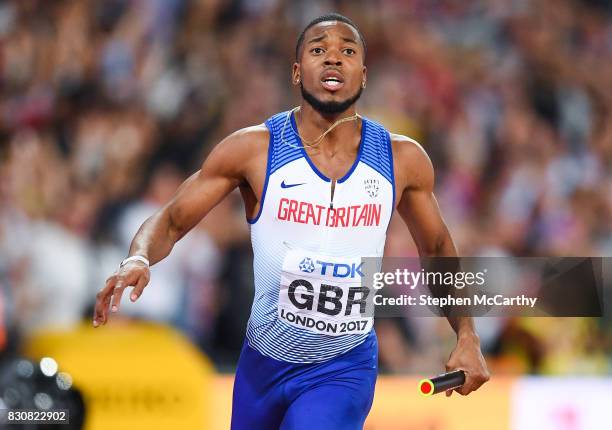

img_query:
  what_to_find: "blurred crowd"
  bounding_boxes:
[0,0,610,374]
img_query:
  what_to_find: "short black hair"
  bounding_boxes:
[295,13,366,61]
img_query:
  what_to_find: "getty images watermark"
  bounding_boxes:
[359,257,607,318]
[372,267,536,309]
[275,255,606,337]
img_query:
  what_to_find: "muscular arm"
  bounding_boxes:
[130,129,251,264]
[393,134,474,338]
[93,125,268,326]
[392,134,489,395]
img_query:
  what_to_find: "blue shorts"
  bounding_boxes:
[231,331,378,430]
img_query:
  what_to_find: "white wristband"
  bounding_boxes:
[120,255,150,268]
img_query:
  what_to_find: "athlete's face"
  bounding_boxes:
[293,21,366,115]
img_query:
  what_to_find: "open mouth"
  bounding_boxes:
[320,71,344,92]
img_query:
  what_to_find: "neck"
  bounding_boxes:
[298,102,357,129]
[296,102,360,151]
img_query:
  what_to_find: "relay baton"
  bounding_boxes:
[418,370,465,396]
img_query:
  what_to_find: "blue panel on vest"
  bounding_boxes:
[360,118,394,185]
[266,111,303,175]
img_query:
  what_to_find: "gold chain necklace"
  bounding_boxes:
[280,106,361,149]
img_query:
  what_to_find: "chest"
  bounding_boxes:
[267,158,390,227]
[301,142,360,180]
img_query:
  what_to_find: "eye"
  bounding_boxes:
[311,47,324,55]
[343,48,356,55]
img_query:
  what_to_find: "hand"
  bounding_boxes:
[444,332,490,397]
[93,261,150,327]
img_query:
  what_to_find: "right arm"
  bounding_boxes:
[93,125,268,326]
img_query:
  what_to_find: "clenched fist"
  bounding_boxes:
[444,332,490,396]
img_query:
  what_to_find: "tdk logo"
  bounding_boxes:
[299,258,363,278]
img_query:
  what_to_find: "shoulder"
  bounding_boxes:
[207,123,269,161]
[360,117,431,169]
[389,133,434,190]
[390,133,431,167]
[219,123,270,151]
[202,123,269,176]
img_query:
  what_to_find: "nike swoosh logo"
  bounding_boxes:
[281,180,306,189]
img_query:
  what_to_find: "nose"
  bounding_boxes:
[324,48,342,66]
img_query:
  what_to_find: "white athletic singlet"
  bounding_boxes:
[245,109,395,363]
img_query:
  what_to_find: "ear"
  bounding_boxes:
[292,63,301,86]
[361,65,367,89]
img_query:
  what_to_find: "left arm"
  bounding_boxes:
[392,134,490,396]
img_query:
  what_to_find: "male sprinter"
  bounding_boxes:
[94,13,489,429]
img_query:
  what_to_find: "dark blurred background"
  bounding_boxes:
[0,0,610,381]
